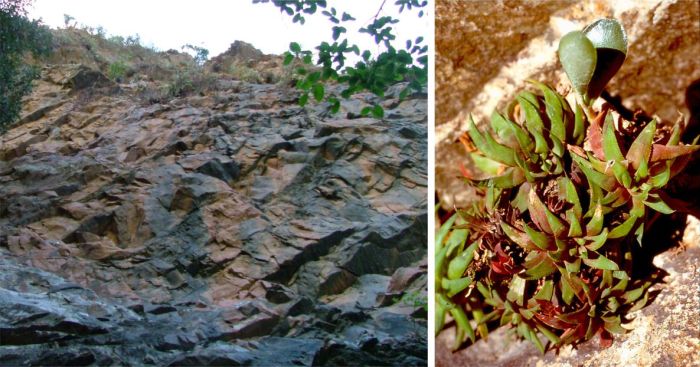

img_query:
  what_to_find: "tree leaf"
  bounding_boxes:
[312,83,324,101]
[298,93,309,106]
[283,52,294,66]
[371,105,384,119]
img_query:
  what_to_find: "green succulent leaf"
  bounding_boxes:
[522,223,555,251]
[643,196,675,214]
[584,228,609,251]
[437,214,458,249]
[602,315,627,335]
[537,324,561,345]
[650,161,672,188]
[450,306,476,348]
[436,302,446,334]
[531,80,566,143]
[468,153,505,177]
[608,215,638,239]
[573,103,586,145]
[447,240,479,279]
[523,252,557,279]
[528,190,567,237]
[534,280,555,301]
[467,115,517,166]
[585,202,604,236]
[582,252,619,270]
[491,110,534,151]
[558,31,597,104]
[582,18,628,101]
[444,229,468,260]
[650,144,700,162]
[480,167,526,189]
[501,222,537,251]
[602,111,624,162]
[443,277,472,297]
[507,276,527,306]
[627,119,655,178]
[517,96,549,154]
[571,153,617,192]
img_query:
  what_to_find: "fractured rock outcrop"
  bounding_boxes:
[0,43,427,364]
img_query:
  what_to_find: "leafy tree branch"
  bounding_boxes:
[254,0,428,118]
[0,0,52,130]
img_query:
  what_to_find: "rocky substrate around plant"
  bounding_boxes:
[0,49,427,365]
[436,216,700,367]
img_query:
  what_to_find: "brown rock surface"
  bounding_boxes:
[0,29,427,365]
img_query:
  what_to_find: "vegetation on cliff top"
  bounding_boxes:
[0,0,52,130]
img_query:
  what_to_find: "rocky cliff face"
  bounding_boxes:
[0,30,427,365]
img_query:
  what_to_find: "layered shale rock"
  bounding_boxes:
[0,34,427,365]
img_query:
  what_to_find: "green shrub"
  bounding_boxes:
[108,61,127,82]
[229,62,262,83]
[108,35,125,46]
[0,0,52,131]
[181,44,209,66]
[166,70,194,97]
[165,68,214,98]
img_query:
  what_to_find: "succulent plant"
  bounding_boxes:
[436,18,699,353]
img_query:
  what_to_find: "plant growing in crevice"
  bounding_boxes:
[108,60,128,82]
[436,18,699,353]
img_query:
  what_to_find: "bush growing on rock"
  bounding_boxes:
[108,60,128,82]
[0,0,52,130]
